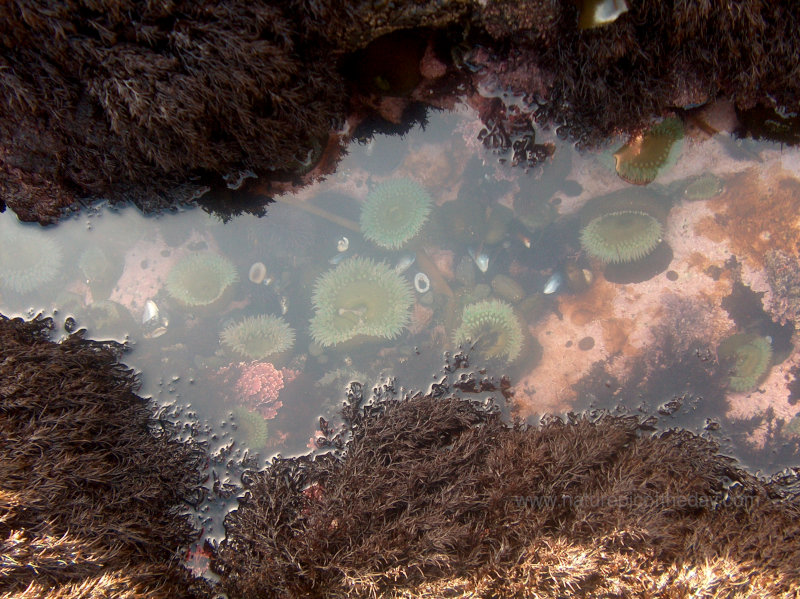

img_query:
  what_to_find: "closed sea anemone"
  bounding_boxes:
[613,117,684,185]
[166,252,238,308]
[718,333,773,392]
[580,210,663,264]
[452,299,524,364]
[0,219,62,294]
[310,256,413,347]
[360,178,432,249]
[221,314,296,361]
[232,405,269,450]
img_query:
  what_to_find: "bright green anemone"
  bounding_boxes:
[220,314,295,361]
[0,219,62,294]
[718,333,772,393]
[310,256,413,347]
[580,210,663,264]
[452,299,524,364]
[166,252,238,308]
[360,178,432,249]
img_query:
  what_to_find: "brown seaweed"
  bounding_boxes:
[3,2,800,222]
[0,315,211,598]
[214,371,800,598]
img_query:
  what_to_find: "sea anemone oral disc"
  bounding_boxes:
[580,210,663,264]
[614,117,684,185]
[360,178,432,250]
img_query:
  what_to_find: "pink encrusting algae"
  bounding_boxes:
[217,361,285,420]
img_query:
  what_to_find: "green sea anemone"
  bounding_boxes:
[676,173,725,201]
[452,299,524,363]
[232,405,269,450]
[718,333,772,392]
[165,252,238,308]
[614,117,684,185]
[220,314,295,361]
[360,178,432,249]
[310,256,413,347]
[0,219,62,294]
[580,210,663,264]
[78,246,111,281]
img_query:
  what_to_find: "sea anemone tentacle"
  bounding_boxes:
[0,219,63,294]
[613,117,684,185]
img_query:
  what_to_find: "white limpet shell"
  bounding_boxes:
[414,272,431,294]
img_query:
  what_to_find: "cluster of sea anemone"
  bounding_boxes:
[310,256,413,347]
[452,299,523,364]
[360,178,432,249]
[580,210,664,264]
[0,218,62,294]
[613,117,684,185]
[718,333,773,392]
[220,314,296,361]
[165,252,238,309]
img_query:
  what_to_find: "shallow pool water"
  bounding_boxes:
[2,102,800,541]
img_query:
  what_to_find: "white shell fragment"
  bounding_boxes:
[414,272,431,294]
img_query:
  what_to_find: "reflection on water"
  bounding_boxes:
[2,105,800,537]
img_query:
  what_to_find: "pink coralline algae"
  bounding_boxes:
[217,361,284,419]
